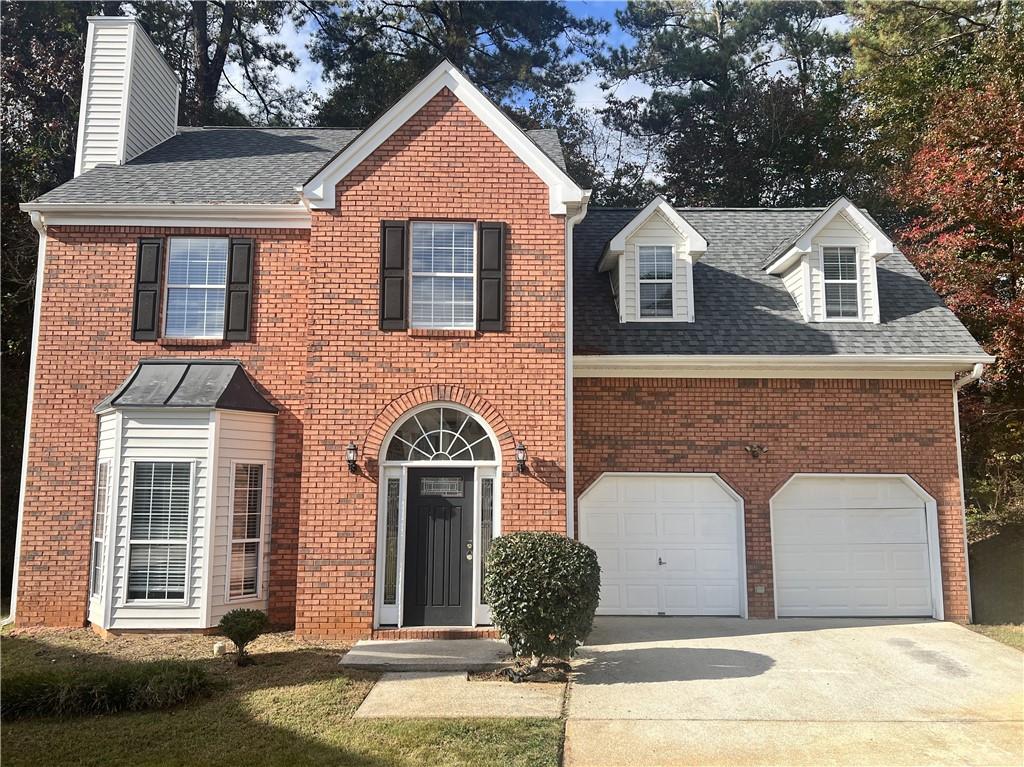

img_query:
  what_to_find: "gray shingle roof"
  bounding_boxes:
[95,359,277,413]
[31,126,568,206]
[574,207,987,357]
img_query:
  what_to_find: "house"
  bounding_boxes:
[12,17,992,638]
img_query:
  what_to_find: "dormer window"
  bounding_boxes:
[823,246,860,319]
[638,245,674,319]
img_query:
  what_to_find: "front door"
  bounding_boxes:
[403,468,474,626]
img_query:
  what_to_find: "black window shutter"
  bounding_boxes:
[380,220,408,330]
[224,238,255,341]
[478,221,505,331]
[132,238,164,341]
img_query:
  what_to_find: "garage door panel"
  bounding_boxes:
[773,476,934,618]
[581,475,743,617]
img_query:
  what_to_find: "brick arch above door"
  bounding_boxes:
[362,385,516,467]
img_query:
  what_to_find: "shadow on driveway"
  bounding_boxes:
[574,646,774,684]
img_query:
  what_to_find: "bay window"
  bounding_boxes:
[127,461,192,601]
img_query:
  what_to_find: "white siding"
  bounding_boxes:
[108,410,209,630]
[209,411,276,624]
[76,19,178,176]
[620,210,695,323]
[77,23,130,174]
[124,26,179,162]
[782,261,806,318]
[809,211,880,323]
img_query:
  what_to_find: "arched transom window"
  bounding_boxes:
[385,406,495,462]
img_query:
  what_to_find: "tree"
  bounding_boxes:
[601,0,872,207]
[894,62,1024,539]
[305,0,607,179]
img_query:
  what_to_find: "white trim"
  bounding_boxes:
[18,202,312,230]
[572,354,995,379]
[162,236,229,340]
[224,458,270,603]
[577,471,748,619]
[685,259,695,322]
[9,213,47,624]
[374,401,502,628]
[200,411,219,625]
[121,458,196,608]
[564,197,590,538]
[89,458,114,600]
[635,244,676,321]
[408,220,477,331]
[302,60,586,214]
[800,257,813,321]
[819,244,864,322]
[764,197,895,275]
[101,410,124,629]
[768,473,944,620]
[601,197,707,270]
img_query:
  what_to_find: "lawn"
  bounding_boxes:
[0,627,562,767]
[967,623,1024,652]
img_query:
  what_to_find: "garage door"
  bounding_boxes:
[772,475,936,617]
[579,474,743,616]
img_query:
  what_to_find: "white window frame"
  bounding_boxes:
[123,459,195,607]
[162,236,230,340]
[409,221,477,331]
[90,459,113,600]
[636,244,675,321]
[225,459,269,602]
[820,244,863,321]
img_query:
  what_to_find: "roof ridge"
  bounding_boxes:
[196,125,362,131]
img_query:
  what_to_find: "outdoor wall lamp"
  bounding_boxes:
[745,443,768,459]
[346,442,359,473]
[515,441,528,474]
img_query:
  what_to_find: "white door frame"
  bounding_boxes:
[578,471,748,618]
[768,473,944,620]
[373,402,502,629]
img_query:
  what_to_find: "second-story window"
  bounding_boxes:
[164,237,229,338]
[410,222,475,329]
[638,244,674,318]
[823,246,860,319]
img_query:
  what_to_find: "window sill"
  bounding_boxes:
[157,337,229,348]
[407,328,478,338]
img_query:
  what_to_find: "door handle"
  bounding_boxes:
[658,557,666,566]
[466,541,473,560]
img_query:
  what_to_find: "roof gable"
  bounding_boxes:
[763,197,895,274]
[301,60,587,214]
[599,196,708,271]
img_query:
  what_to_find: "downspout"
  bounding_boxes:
[5,212,48,626]
[952,362,985,623]
[564,192,591,539]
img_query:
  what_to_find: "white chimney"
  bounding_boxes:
[74,16,180,176]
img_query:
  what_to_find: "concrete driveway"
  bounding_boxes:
[566,617,1023,767]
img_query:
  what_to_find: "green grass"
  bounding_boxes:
[1,629,562,767]
[967,624,1024,652]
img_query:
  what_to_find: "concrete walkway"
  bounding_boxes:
[355,671,564,719]
[339,638,511,672]
[565,617,1024,767]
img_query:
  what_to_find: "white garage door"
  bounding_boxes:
[579,474,743,616]
[772,475,936,617]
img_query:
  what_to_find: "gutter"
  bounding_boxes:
[564,192,591,540]
[17,202,312,229]
[6,212,48,626]
[954,362,985,389]
[952,361,986,623]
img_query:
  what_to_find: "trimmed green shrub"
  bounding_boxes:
[1,661,210,720]
[219,608,268,666]
[484,531,601,662]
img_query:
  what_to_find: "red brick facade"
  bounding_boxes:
[15,88,971,635]
[572,377,970,621]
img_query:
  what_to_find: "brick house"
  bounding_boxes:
[12,17,991,638]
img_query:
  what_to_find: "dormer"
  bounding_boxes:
[598,197,708,323]
[763,197,895,324]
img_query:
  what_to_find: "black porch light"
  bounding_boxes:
[346,442,359,473]
[515,441,528,474]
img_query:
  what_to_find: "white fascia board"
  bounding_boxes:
[301,61,585,215]
[573,353,996,379]
[18,202,312,229]
[765,197,895,275]
[600,196,708,272]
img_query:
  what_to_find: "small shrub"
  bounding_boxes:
[218,609,268,666]
[484,531,601,663]
[0,661,210,720]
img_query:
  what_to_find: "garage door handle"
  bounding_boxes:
[658,557,666,566]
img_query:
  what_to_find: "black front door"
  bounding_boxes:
[403,468,474,626]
